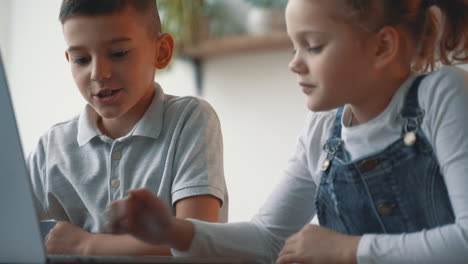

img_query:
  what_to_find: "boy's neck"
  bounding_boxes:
[98,90,155,140]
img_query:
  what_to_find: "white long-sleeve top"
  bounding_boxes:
[173,66,468,264]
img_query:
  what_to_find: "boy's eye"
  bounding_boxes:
[72,57,91,65]
[111,50,130,58]
[307,45,324,53]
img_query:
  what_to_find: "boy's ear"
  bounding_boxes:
[154,33,174,69]
[371,26,400,69]
[65,51,70,62]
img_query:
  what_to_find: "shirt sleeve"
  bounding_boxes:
[26,134,49,219]
[170,98,227,206]
[357,67,468,264]
[172,119,317,263]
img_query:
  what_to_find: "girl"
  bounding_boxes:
[105,0,468,263]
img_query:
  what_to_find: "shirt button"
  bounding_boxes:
[377,202,396,216]
[112,152,122,160]
[404,131,417,146]
[360,159,378,172]
[111,179,120,188]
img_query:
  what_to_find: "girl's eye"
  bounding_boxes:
[112,50,130,58]
[73,57,91,65]
[307,45,324,53]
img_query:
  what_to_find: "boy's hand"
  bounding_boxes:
[45,221,92,255]
[276,224,360,264]
[103,188,175,246]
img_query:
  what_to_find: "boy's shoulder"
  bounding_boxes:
[162,93,218,119]
[42,115,80,139]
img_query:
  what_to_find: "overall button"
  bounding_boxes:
[321,159,331,172]
[112,152,122,160]
[377,203,396,216]
[360,159,378,172]
[111,179,120,188]
[404,131,417,146]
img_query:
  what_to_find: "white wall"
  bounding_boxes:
[0,0,306,222]
[0,0,11,66]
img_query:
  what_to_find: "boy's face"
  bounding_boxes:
[286,0,376,112]
[63,7,165,121]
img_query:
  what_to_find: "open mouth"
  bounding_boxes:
[97,88,122,98]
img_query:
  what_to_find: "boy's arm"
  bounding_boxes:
[45,194,218,256]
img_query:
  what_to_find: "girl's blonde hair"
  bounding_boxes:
[343,0,468,73]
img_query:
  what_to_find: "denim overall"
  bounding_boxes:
[315,76,455,235]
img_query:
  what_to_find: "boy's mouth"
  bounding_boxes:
[96,88,123,98]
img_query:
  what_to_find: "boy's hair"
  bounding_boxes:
[342,0,468,73]
[59,0,162,38]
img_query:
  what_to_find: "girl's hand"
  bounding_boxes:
[276,224,360,264]
[103,188,174,245]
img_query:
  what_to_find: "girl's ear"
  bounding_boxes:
[372,26,400,69]
[154,33,174,69]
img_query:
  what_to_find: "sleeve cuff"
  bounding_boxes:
[172,185,226,206]
[357,234,376,264]
[170,219,203,257]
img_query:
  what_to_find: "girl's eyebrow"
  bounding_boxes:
[67,37,132,52]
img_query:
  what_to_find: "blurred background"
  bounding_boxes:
[0,0,307,222]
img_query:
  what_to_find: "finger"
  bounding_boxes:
[276,253,299,264]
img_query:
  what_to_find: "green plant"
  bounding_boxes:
[157,0,207,50]
[244,0,287,9]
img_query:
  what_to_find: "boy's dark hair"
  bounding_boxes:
[59,0,161,38]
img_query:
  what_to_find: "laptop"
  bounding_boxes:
[0,53,250,264]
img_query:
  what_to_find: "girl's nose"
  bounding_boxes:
[91,59,111,81]
[288,55,308,75]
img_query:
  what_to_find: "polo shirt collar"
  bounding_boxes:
[77,83,165,146]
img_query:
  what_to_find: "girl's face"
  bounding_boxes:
[286,0,376,111]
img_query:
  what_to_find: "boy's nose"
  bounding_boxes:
[91,59,111,81]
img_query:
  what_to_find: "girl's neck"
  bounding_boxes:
[348,69,410,127]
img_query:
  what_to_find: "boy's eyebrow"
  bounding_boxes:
[67,37,133,52]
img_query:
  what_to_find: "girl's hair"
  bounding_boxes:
[59,0,161,38]
[343,0,468,73]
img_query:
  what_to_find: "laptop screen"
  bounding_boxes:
[0,52,47,263]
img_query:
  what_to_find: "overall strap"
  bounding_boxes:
[332,106,345,138]
[322,106,345,162]
[400,75,427,132]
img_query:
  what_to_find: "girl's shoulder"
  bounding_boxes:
[301,109,338,147]
[421,66,468,92]
[418,66,468,108]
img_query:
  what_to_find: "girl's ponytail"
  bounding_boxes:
[431,0,468,67]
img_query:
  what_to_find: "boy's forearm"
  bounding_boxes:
[84,234,172,256]
[84,219,194,256]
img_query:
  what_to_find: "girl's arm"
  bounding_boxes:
[106,116,322,263]
[45,194,218,256]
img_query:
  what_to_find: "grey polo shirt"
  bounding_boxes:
[27,83,228,233]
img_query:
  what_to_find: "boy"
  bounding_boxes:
[26,0,228,256]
